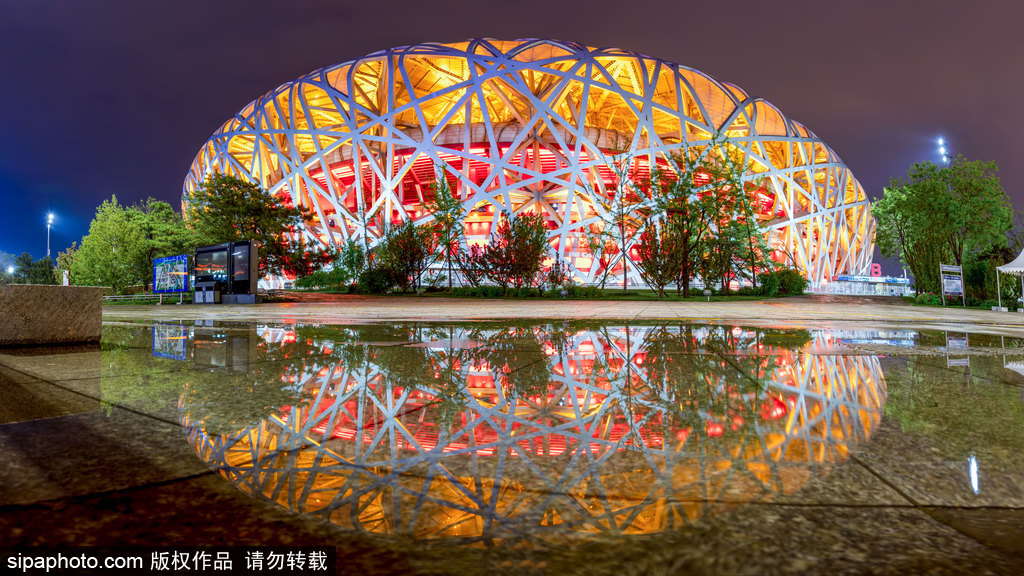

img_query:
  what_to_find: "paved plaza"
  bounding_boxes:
[102,293,1024,331]
[2,294,1023,575]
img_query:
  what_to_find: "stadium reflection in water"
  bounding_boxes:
[178,323,886,543]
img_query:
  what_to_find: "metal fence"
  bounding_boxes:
[102,293,191,304]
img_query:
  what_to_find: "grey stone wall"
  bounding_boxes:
[0,285,102,346]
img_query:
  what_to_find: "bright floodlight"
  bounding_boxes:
[47,213,54,224]
[938,137,944,146]
[6,266,12,274]
[939,146,946,155]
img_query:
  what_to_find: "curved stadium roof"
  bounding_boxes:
[184,38,874,286]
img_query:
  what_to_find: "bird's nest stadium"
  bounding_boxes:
[183,38,874,288]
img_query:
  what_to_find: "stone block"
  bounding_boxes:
[0,285,102,346]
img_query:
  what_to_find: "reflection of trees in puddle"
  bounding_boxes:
[885,354,1024,467]
[182,323,886,543]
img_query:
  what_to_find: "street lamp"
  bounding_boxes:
[937,137,952,163]
[46,212,54,258]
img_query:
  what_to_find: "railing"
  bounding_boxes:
[102,293,191,304]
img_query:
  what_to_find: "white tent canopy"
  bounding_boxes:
[995,248,1024,309]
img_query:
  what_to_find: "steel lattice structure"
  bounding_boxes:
[184,39,874,287]
[182,324,885,542]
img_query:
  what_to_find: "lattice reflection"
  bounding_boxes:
[182,325,885,543]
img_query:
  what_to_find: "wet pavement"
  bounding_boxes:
[2,298,1024,574]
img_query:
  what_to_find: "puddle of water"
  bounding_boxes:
[164,322,891,544]
[6,320,1024,554]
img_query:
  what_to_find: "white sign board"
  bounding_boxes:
[942,274,964,295]
[939,263,966,307]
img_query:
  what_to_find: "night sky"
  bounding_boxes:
[2,0,1022,275]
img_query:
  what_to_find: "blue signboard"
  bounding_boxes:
[835,274,910,285]
[153,254,189,293]
[152,324,189,360]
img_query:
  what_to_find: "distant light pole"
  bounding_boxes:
[46,212,54,258]
[937,137,952,164]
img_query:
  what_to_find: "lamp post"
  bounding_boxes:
[937,137,952,164]
[46,212,54,258]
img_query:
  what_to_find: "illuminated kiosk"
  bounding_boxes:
[182,325,886,542]
[193,241,258,304]
[184,39,874,289]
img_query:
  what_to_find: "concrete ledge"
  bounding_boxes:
[0,285,102,346]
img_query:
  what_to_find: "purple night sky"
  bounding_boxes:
[2,0,1022,275]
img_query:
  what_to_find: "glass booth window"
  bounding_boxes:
[232,247,249,281]
[195,250,228,282]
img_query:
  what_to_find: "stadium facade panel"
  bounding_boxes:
[184,38,874,287]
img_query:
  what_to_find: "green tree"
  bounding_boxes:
[295,239,368,291]
[467,212,549,293]
[698,221,748,293]
[643,134,763,297]
[12,252,33,283]
[940,158,1012,266]
[734,185,773,290]
[584,223,617,289]
[590,143,647,291]
[337,239,367,281]
[875,159,1010,295]
[72,196,147,294]
[873,182,946,294]
[11,252,57,285]
[695,141,771,294]
[185,173,331,277]
[55,242,78,285]
[374,220,436,292]
[660,180,713,298]
[132,198,193,291]
[634,222,681,299]
[29,256,58,284]
[426,169,467,291]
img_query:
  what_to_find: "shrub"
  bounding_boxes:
[776,268,807,295]
[516,286,534,298]
[539,258,571,295]
[337,240,367,280]
[294,266,350,291]
[915,292,942,306]
[466,213,549,290]
[757,271,781,297]
[356,266,402,294]
[564,283,602,299]
[375,221,435,292]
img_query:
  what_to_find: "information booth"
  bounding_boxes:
[194,241,259,304]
